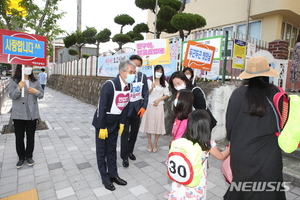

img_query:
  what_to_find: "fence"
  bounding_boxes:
[0,79,10,114]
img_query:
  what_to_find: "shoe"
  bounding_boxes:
[153,147,158,153]
[147,146,152,152]
[110,176,127,185]
[26,158,35,166]
[129,153,136,160]
[102,180,115,191]
[290,89,296,93]
[122,159,129,168]
[16,160,24,169]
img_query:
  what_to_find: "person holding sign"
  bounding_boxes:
[120,55,149,167]
[166,109,229,200]
[92,60,136,191]
[139,65,170,152]
[8,64,44,169]
[169,71,217,130]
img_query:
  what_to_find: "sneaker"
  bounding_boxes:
[26,158,35,166]
[16,160,24,169]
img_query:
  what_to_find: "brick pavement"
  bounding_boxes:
[0,88,300,200]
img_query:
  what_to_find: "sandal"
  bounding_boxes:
[153,147,158,153]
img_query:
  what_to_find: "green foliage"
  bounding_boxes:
[156,19,177,34]
[135,0,156,13]
[63,33,76,48]
[0,0,66,57]
[171,13,206,31]
[127,31,144,41]
[83,27,97,44]
[82,54,90,59]
[158,0,181,11]
[96,28,111,43]
[68,49,78,56]
[112,33,132,50]
[114,14,135,27]
[133,23,149,33]
[158,5,177,21]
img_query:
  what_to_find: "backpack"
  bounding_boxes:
[167,138,206,187]
[271,88,300,153]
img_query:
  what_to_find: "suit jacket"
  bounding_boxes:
[92,75,128,132]
[8,78,44,120]
[128,72,149,115]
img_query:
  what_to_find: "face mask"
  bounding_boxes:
[24,67,32,75]
[135,67,141,73]
[125,74,135,83]
[173,99,178,107]
[175,83,186,91]
[155,72,162,79]
[186,75,191,79]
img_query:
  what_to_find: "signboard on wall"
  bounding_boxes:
[183,40,215,71]
[135,39,171,66]
[181,35,223,61]
[0,29,47,66]
[232,39,246,69]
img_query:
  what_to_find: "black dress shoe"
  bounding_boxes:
[122,159,129,168]
[110,176,127,185]
[102,180,115,191]
[129,153,136,160]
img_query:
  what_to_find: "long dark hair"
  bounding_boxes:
[12,64,37,83]
[183,109,211,151]
[173,89,193,120]
[154,65,166,87]
[245,76,279,117]
[182,67,194,80]
[169,71,193,95]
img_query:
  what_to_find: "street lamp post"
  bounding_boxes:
[154,0,158,39]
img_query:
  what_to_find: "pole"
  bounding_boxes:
[245,0,251,42]
[21,65,25,97]
[222,31,229,84]
[77,0,82,31]
[154,0,158,39]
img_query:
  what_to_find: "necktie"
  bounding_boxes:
[123,85,128,91]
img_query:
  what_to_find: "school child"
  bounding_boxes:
[167,109,230,200]
[171,89,193,141]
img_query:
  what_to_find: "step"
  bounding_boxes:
[216,139,300,187]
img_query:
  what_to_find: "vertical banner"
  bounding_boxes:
[232,39,246,69]
[247,42,256,57]
[0,29,47,66]
[183,40,215,71]
[135,39,171,66]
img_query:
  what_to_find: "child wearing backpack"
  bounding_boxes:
[171,89,194,141]
[167,109,230,200]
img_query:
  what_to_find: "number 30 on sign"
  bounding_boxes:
[167,152,194,185]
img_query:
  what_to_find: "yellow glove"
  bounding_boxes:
[137,107,146,118]
[98,128,108,139]
[119,124,124,136]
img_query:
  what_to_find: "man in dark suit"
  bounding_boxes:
[120,55,149,168]
[92,60,136,191]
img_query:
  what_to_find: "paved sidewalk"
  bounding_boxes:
[0,88,300,200]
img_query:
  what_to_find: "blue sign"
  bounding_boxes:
[3,35,45,58]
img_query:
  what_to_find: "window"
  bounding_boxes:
[280,22,300,59]
[237,21,261,41]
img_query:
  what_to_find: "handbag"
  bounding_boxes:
[221,145,232,184]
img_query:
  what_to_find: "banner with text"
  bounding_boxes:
[0,29,47,66]
[135,39,171,66]
[183,40,215,71]
[232,39,247,69]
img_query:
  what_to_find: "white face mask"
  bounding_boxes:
[135,67,141,73]
[186,75,191,79]
[24,67,32,75]
[155,72,162,79]
[175,83,186,91]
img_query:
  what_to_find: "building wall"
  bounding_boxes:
[147,0,300,43]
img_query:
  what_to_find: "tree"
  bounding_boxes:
[112,34,132,51]
[135,0,206,40]
[95,28,111,57]
[0,0,66,57]
[114,14,135,34]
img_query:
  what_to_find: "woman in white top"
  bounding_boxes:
[139,65,170,152]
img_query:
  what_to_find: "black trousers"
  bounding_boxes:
[120,111,140,160]
[13,119,37,160]
[95,126,118,181]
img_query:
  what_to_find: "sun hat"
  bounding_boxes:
[239,56,278,79]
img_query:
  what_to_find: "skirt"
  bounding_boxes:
[139,104,166,135]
